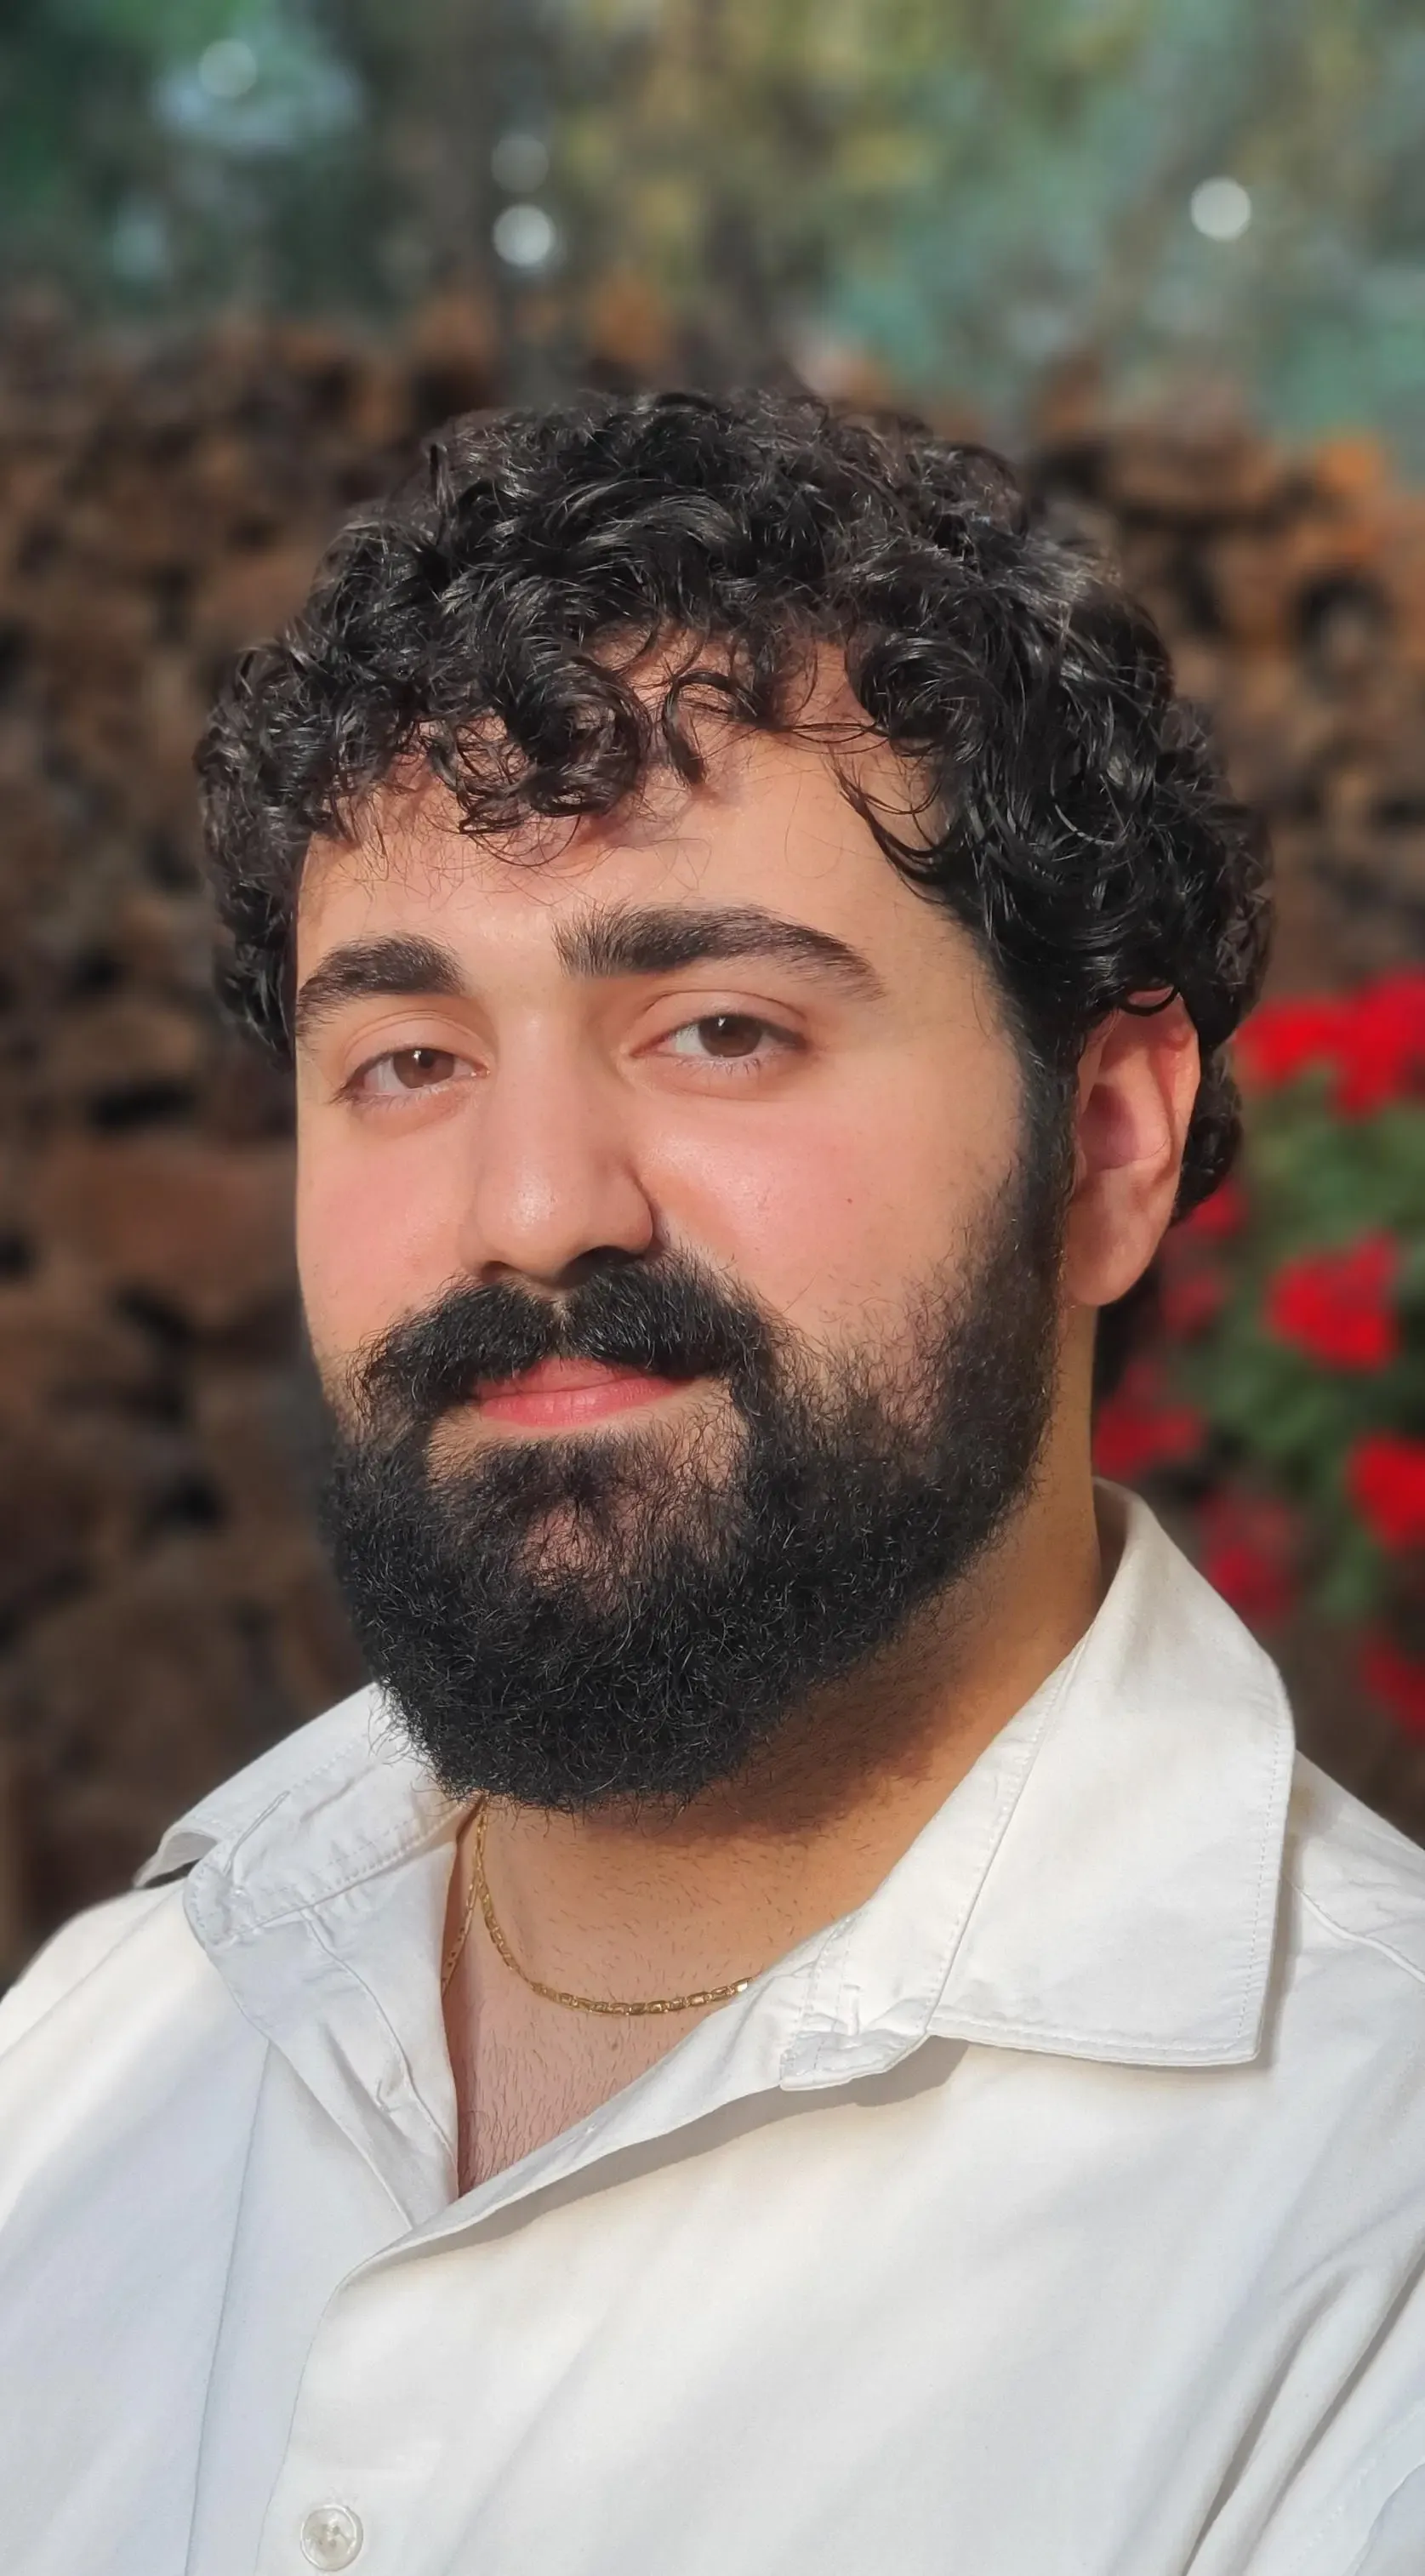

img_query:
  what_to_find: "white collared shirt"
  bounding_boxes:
[3,1490,1425,2576]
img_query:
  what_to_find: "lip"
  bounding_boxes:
[473,1356,694,1428]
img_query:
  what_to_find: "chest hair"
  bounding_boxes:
[454,1980,710,2191]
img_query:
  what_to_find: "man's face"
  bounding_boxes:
[297,717,1030,1422]
[294,703,1065,1804]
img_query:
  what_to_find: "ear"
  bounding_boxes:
[1062,996,1200,1308]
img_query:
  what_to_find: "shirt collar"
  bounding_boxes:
[140,1487,1296,2095]
[784,1487,1295,2082]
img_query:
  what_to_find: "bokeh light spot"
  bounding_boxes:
[197,38,259,101]
[1190,177,1252,242]
[493,203,558,270]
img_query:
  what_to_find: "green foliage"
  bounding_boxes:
[0,0,385,315]
[2,0,1424,459]
[1171,1063,1425,1628]
[829,0,1425,457]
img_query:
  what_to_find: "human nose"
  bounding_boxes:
[453,1046,658,1285]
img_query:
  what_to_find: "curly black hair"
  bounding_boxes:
[197,386,1269,1216]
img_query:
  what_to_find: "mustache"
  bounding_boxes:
[348,1254,778,1433]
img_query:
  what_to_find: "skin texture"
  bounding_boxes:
[294,682,1200,2187]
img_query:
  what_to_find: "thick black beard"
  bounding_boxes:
[314,1177,1061,1811]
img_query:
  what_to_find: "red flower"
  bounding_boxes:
[1178,1178,1248,1241]
[1337,972,1425,1114]
[1264,1234,1401,1371]
[1237,972,1425,1114]
[1359,1633,1425,1738]
[1092,1359,1205,1480]
[1237,997,1349,1091]
[1348,1433,1425,1552]
[1161,1189,1240,1338]
[1199,1491,1298,1627]
[1160,1260,1228,1337]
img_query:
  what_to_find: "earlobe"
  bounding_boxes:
[1063,999,1200,1309]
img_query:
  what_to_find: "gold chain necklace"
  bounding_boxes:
[440,1795,755,2015]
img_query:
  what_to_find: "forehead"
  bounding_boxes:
[296,707,949,978]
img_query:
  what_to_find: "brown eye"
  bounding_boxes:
[659,1012,798,1074]
[689,1015,766,1058]
[391,1047,457,1087]
[357,1046,465,1098]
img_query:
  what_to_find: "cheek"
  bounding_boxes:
[647,1069,1016,1331]
[295,1118,467,1353]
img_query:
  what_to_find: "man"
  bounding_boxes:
[1,390,1422,2576]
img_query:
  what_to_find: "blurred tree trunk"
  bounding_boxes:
[347,0,560,398]
[683,0,783,384]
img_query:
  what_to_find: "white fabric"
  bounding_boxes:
[3,1489,1425,2576]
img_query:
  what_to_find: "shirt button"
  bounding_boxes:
[299,2504,364,2569]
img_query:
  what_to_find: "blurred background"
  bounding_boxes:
[1,0,1423,1973]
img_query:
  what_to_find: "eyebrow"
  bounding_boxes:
[553,903,883,994]
[292,934,466,1047]
[292,903,885,1045]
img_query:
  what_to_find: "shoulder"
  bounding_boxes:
[0,1876,239,2172]
[0,1684,390,2058]
[133,1682,390,1886]
[1282,1754,1425,1998]
[0,1883,185,2058]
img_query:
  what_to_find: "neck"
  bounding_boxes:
[476,1449,1109,2011]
